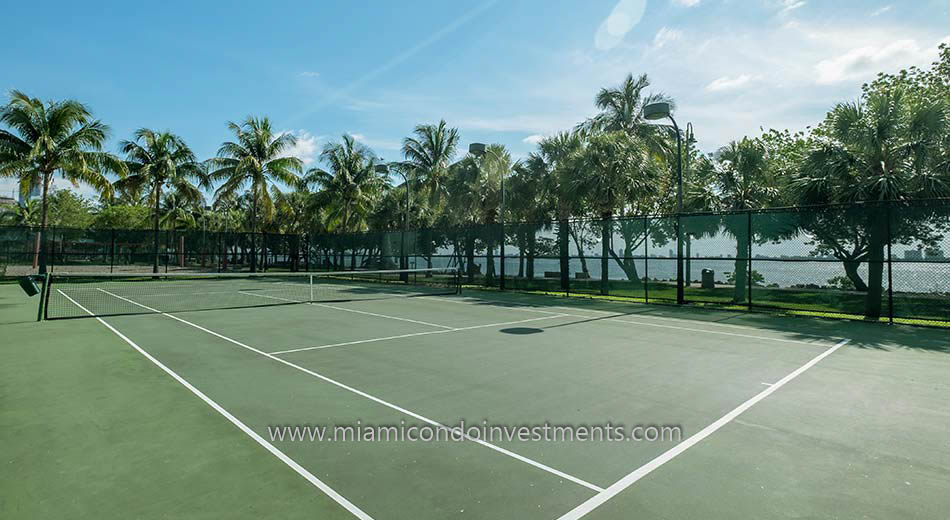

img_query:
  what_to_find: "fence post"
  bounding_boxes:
[110,228,116,273]
[644,216,649,304]
[676,214,684,304]
[747,210,753,309]
[600,218,609,296]
[499,222,506,291]
[886,203,894,325]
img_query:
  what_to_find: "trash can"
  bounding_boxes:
[701,269,715,289]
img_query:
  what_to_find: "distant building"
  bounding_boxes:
[0,195,17,207]
[925,247,945,260]
[904,250,923,260]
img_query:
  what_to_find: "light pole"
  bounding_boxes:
[469,143,507,290]
[376,162,411,281]
[643,102,684,304]
[684,122,693,287]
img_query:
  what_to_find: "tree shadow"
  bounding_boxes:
[452,288,950,354]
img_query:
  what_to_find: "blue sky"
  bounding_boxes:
[2,0,949,197]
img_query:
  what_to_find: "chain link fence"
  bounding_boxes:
[3,199,948,325]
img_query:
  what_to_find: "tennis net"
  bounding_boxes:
[42,267,460,320]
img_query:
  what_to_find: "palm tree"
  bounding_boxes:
[574,131,660,293]
[580,73,673,157]
[208,117,303,272]
[117,129,207,273]
[507,155,555,279]
[0,91,122,272]
[538,131,586,289]
[698,138,779,303]
[0,198,40,226]
[794,86,949,317]
[305,135,387,269]
[402,120,460,210]
[159,190,198,230]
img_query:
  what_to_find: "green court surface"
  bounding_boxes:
[2,280,949,519]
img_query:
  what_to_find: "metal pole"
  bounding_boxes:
[670,115,684,305]
[401,169,409,282]
[500,170,506,291]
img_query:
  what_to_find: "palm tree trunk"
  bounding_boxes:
[864,210,888,319]
[526,229,536,280]
[732,227,748,304]
[601,214,611,295]
[843,258,868,292]
[569,226,590,275]
[558,208,570,291]
[37,172,52,274]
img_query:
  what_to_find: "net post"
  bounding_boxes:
[36,273,50,322]
[309,273,314,303]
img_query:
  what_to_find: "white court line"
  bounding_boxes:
[60,290,373,520]
[417,296,835,348]
[240,291,455,330]
[93,288,603,493]
[269,315,566,355]
[556,337,851,520]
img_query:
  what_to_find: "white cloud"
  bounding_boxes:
[672,0,701,6]
[299,71,320,78]
[522,134,544,145]
[705,74,754,91]
[280,130,321,166]
[653,27,682,48]
[594,0,647,51]
[870,5,892,17]
[777,0,806,14]
[814,37,947,84]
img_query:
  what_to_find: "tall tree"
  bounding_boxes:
[794,85,949,317]
[697,138,780,303]
[305,135,387,269]
[0,91,122,272]
[402,120,460,210]
[574,131,661,293]
[117,129,207,273]
[209,117,303,271]
[580,73,674,158]
[539,131,586,289]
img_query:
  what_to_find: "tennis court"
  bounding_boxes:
[3,268,949,519]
